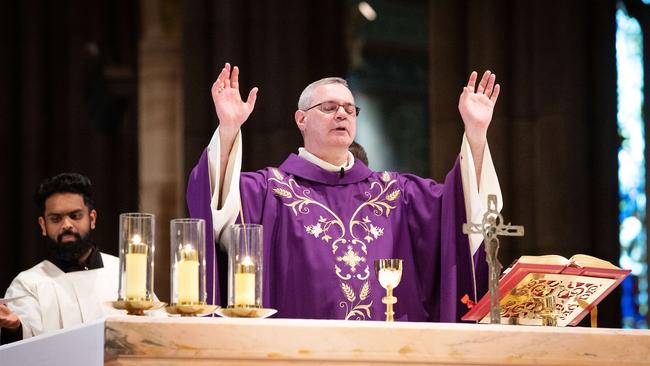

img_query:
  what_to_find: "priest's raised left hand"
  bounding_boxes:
[458,70,500,184]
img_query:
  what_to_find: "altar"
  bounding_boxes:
[104,316,648,365]
[2,315,649,365]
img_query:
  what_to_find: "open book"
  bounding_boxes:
[461,254,631,326]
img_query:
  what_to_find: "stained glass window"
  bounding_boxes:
[616,1,648,329]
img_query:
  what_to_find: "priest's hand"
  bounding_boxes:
[458,70,500,145]
[0,304,21,329]
[458,70,500,186]
[212,62,258,201]
[211,62,259,137]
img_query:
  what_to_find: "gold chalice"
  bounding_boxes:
[374,259,403,322]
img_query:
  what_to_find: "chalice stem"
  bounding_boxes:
[385,287,394,322]
[374,258,403,322]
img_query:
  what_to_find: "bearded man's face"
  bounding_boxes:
[38,193,97,262]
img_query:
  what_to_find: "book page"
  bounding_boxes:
[516,254,620,270]
[569,254,619,269]
[517,255,570,266]
[479,273,616,326]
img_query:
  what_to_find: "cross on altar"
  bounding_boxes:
[463,194,524,324]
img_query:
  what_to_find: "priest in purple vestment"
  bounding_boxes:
[187,63,503,322]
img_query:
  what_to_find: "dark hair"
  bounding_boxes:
[349,141,369,166]
[36,173,95,214]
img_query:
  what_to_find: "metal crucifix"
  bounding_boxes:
[463,194,524,324]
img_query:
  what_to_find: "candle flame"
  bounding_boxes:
[180,243,198,262]
[242,256,253,265]
[132,234,142,244]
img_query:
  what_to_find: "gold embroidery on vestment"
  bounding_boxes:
[335,264,351,280]
[356,266,370,281]
[272,168,284,180]
[339,281,373,320]
[269,170,400,320]
[336,246,366,272]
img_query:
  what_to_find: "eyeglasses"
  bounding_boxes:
[304,101,360,116]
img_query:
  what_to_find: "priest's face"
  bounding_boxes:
[38,193,97,259]
[295,83,357,163]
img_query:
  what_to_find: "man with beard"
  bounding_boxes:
[0,173,120,344]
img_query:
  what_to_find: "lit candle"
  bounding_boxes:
[177,244,199,304]
[125,234,148,301]
[234,256,256,306]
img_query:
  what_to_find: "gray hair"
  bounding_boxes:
[297,77,349,110]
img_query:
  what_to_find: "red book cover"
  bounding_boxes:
[461,255,631,326]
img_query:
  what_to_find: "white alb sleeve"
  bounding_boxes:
[206,127,243,245]
[459,134,502,255]
[5,276,41,338]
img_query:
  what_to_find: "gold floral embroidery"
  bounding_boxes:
[272,187,293,199]
[269,169,400,320]
[339,281,373,320]
[270,177,347,253]
[305,223,322,237]
[335,264,351,280]
[272,168,284,181]
[348,173,399,254]
[336,245,366,272]
[386,189,401,201]
[356,266,370,281]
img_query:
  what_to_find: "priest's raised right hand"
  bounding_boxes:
[211,62,259,197]
[211,62,258,138]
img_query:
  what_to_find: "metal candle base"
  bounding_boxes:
[111,300,166,316]
[165,303,219,317]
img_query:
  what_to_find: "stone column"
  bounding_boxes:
[138,0,183,302]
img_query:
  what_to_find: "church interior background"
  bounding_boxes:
[1,0,648,328]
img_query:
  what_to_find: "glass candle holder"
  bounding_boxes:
[170,218,207,306]
[118,213,155,302]
[227,224,263,308]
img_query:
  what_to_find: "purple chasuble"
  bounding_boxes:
[187,152,487,322]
